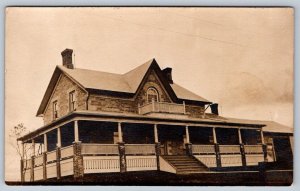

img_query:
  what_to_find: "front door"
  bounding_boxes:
[161,140,184,155]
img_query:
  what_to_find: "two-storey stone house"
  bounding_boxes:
[18,49,293,182]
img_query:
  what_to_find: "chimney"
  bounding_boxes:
[61,48,73,69]
[162,67,173,84]
[210,103,219,115]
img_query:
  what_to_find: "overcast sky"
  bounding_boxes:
[5,7,293,181]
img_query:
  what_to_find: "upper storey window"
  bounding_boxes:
[53,101,58,120]
[147,87,159,103]
[69,90,76,111]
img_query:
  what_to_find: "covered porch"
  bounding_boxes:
[19,115,271,182]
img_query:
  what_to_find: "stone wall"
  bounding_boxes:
[89,95,137,114]
[185,105,205,118]
[87,70,205,118]
[135,70,171,106]
[88,70,172,114]
[43,74,87,125]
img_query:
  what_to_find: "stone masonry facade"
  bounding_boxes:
[43,74,87,125]
[88,70,172,114]
[43,69,205,123]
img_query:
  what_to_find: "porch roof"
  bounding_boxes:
[18,110,267,142]
[225,117,293,134]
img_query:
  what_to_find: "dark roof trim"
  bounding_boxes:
[87,88,135,98]
[36,67,61,116]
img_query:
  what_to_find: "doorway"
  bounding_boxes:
[158,125,185,155]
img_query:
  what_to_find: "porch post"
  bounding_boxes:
[31,139,35,157]
[43,134,47,180]
[260,130,268,162]
[185,126,192,156]
[118,122,123,143]
[154,124,158,143]
[185,126,190,143]
[73,120,84,180]
[117,122,126,173]
[57,127,61,148]
[154,124,161,171]
[73,141,84,180]
[260,130,265,144]
[44,134,48,152]
[213,128,221,168]
[30,139,35,182]
[238,128,246,167]
[56,127,61,180]
[183,101,186,114]
[74,120,79,142]
[213,127,217,144]
[238,128,242,144]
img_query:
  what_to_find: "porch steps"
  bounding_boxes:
[162,155,208,174]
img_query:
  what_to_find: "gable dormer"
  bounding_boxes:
[135,69,172,106]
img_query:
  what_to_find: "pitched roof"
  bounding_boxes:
[225,117,293,134]
[58,59,153,93]
[37,59,211,116]
[171,83,210,102]
[60,60,210,101]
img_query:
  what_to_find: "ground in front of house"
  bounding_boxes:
[6,170,293,186]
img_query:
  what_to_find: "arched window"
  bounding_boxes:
[147,87,159,103]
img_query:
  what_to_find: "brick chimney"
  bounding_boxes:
[162,67,173,84]
[61,49,73,69]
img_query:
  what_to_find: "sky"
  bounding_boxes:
[5,7,294,181]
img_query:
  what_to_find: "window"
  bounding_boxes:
[53,101,58,120]
[147,87,159,103]
[69,90,76,111]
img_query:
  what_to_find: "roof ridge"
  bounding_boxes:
[58,65,123,76]
[123,58,154,75]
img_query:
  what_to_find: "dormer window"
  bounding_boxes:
[53,101,58,120]
[69,90,76,111]
[147,87,159,103]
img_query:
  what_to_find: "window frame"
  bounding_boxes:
[69,90,76,112]
[146,87,159,103]
[53,100,58,120]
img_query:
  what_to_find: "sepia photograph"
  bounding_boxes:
[4,7,294,186]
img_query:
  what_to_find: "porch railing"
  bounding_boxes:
[81,144,119,155]
[192,144,215,154]
[46,150,57,162]
[138,101,185,115]
[219,145,241,154]
[244,145,263,154]
[125,144,156,155]
[60,145,74,159]
[34,154,44,167]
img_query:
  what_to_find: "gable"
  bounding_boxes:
[42,73,87,124]
[135,68,172,106]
